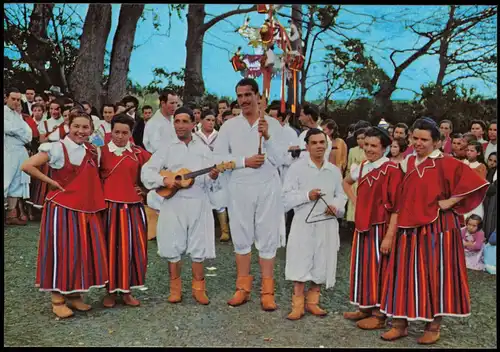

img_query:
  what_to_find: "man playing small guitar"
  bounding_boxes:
[141,107,223,306]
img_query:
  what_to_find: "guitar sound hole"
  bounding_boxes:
[175,175,182,181]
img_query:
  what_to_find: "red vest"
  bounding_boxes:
[99,143,151,203]
[24,116,40,139]
[355,160,403,232]
[46,141,105,212]
[397,155,489,228]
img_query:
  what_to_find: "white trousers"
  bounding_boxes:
[156,195,215,262]
[227,174,284,259]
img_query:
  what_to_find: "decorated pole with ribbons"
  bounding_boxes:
[232,4,305,113]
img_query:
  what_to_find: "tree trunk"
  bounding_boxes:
[25,4,54,88]
[69,4,112,107]
[183,5,206,105]
[436,6,456,89]
[105,4,145,105]
[287,4,302,118]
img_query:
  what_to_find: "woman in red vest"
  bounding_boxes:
[99,113,151,307]
[379,118,489,345]
[21,111,109,319]
[342,127,403,330]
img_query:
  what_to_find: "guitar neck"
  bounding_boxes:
[184,166,215,179]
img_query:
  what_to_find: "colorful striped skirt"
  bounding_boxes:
[35,201,109,294]
[349,223,390,309]
[105,201,148,293]
[380,211,471,322]
[27,164,51,208]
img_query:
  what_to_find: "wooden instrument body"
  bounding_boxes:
[156,161,235,199]
[157,169,195,199]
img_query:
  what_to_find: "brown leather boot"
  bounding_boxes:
[65,293,92,311]
[343,310,371,321]
[287,295,305,320]
[217,210,230,242]
[305,290,327,316]
[122,293,140,307]
[417,321,441,345]
[357,316,386,330]
[381,318,408,341]
[261,277,277,311]
[103,293,117,308]
[192,262,209,305]
[227,276,253,306]
[51,293,74,319]
[5,209,27,226]
[144,206,158,240]
[167,261,182,303]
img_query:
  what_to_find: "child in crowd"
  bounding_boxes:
[464,140,487,219]
[461,215,485,271]
[387,137,407,164]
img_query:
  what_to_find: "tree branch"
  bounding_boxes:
[201,5,257,33]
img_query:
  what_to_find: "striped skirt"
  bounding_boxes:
[105,202,148,293]
[28,164,51,208]
[35,201,109,294]
[349,223,390,309]
[380,211,471,322]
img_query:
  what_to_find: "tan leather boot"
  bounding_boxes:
[343,310,371,321]
[5,209,27,226]
[144,205,158,240]
[51,292,74,319]
[192,262,209,305]
[261,277,277,311]
[65,293,92,311]
[357,313,386,330]
[417,321,441,345]
[122,293,140,307]
[227,276,253,306]
[287,295,305,320]
[381,318,408,341]
[217,210,230,242]
[103,293,117,308]
[168,261,182,303]
[305,289,327,316]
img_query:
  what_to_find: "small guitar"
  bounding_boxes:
[156,161,236,199]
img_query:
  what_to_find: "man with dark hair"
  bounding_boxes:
[142,105,154,122]
[121,95,145,148]
[393,122,409,140]
[214,78,287,311]
[451,133,467,160]
[4,87,33,225]
[294,103,332,160]
[22,88,36,115]
[217,99,230,126]
[283,128,347,320]
[141,107,221,306]
[143,89,179,154]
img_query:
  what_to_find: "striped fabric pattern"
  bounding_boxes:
[380,211,471,322]
[349,223,390,309]
[35,201,109,294]
[28,164,51,208]
[105,202,148,293]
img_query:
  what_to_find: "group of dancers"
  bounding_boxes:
[13,78,490,346]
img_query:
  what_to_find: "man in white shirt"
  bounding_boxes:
[213,78,287,311]
[143,89,179,154]
[293,104,332,161]
[22,88,36,115]
[4,88,33,225]
[283,128,346,320]
[485,120,497,160]
[141,107,220,305]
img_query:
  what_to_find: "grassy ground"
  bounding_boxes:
[4,221,497,348]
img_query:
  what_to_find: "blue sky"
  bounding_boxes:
[5,4,497,101]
